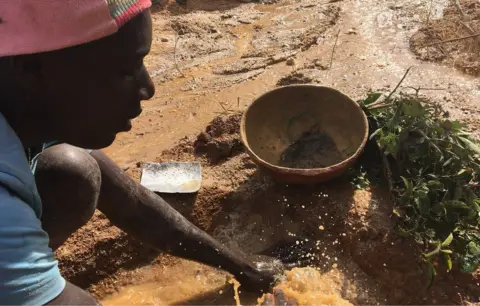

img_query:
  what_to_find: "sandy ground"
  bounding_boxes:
[411,0,480,76]
[55,0,480,304]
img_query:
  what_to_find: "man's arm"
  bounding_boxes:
[45,282,98,305]
[91,150,279,290]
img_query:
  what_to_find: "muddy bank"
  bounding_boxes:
[57,115,479,304]
[410,0,480,76]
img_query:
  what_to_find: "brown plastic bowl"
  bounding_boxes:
[240,85,369,184]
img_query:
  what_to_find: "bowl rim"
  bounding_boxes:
[240,84,369,176]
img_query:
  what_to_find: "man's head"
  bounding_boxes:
[0,1,155,149]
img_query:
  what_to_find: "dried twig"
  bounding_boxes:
[218,102,229,112]
[174,33,186,78]
[451,0,466,18]
[422,32,480,47]
[426,0,434,28]
[385,66,413,102]
[329,29,341,69]
[366,67,413,109]
[450,0,480,48]
[380,148,395,195]
[405,86,446,96]
[214,101,241,116]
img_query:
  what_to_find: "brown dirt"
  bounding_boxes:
[57,114,479,304]
[279,131,343,169]
[276,69,323,86]
[410,0,480,76]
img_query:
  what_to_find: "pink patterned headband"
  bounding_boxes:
[0,0,152,57]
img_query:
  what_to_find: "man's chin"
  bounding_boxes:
[70,134,117,150]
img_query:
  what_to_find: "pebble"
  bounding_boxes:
[286,58,296,66]
[319,225,325,230]
[161,37,169,42]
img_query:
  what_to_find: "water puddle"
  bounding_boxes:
[101,262,235,305]
[102,266,355,306]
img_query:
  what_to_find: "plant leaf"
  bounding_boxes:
[468,241,480,256]
[459,137,480,155]
[441,233,453,247]
[363,92,382,106]
[443,200,469,210]
[402,100,424,117]
[426,260,436,288]
[443,253,453,272]
[460,255,480,273]
[401,176,413,193]
[442,157,454,167]
[369,128,382,140]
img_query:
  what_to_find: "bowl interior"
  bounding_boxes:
[243,85,367,170]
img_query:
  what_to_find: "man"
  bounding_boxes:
[0,1,299,305]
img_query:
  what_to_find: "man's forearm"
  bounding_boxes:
[91,150,254,278]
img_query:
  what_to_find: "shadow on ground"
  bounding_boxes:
[152,0,253,16]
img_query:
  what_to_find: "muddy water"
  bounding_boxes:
[101,262,238,305]
[101,266,355,305]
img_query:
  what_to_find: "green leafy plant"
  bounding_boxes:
[347,165,371,190]
[360,93,480,279]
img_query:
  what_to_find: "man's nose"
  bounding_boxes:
[138,64,155,100]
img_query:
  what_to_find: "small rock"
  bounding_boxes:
[314,59,329,70]
[347,29,357,35]
[121,165,130,171]
[161,37,169,42]
[238,19,252,24]
[286,58,296,66]
[388,4,403,10]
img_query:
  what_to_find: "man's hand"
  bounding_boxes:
[260,288,298,306]
[235,238,314,292]
[235,255,284,291]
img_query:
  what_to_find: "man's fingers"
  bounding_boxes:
[260,293,275,306]
[273,288,298,306]
[260,289,299,306]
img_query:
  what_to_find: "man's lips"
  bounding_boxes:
[128,107,143,120]
[120,108,142,132]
